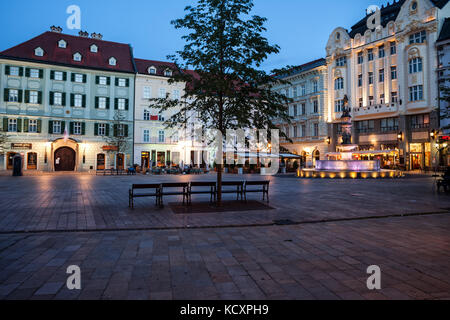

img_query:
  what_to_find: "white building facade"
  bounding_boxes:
[273,59,329,168]
[325,0,449,170]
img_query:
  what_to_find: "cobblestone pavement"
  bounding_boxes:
[0,174,449,232]
[0,214,449,300]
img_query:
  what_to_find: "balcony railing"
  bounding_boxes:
[143,137,179,145]
[353,103,399,117]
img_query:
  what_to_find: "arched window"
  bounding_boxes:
[164,69,173,77]
[148,66,156,74]
[335,77,344,90]
[409,57,423,73]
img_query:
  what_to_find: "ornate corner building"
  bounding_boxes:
[325,0,449,170]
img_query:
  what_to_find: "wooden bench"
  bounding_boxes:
[244,181,270,203]
[129,184,161,209]
[189,182,217,204]
[221,181,244,201]
[160,182,189,206]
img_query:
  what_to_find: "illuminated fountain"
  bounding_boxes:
[298,96,402,179]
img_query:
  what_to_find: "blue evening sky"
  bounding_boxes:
[1,0,383,71]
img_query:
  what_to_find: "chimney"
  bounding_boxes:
[91,32,103,40]
[78,31,89,38]
[50,26,63,33]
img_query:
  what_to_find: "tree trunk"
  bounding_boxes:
[217,163,222,206]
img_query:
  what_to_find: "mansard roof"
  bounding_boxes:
[438,17,450,42]
[0,31,136,73]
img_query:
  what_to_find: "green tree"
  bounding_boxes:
[0,132,8,155]
[151,0,292,205]
[440,86,450,131]
[103,111,130,169]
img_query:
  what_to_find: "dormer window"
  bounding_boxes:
[90,44,98,53]
[58,40,67,48]
[164,69,173,77]
[109,57,117,66]
[73,52,82,62]
[34,47,44,57]
[148,66,156,75]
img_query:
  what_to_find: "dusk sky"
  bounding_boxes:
[1,0,385,71]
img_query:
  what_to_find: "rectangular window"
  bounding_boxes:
[293,104,297,117]
[10,67,20,76]
[301,125,306,137]
[98,123,106,136]
[8,119,17,132]
[144,110,150,121]
[28,119,38,133]
[301,103,306,115]
[357,120,375,133]
[300,85,306,96]
[358,74,363,87]
[158,115,165,122]
[313,123,319,137]
[99,97,107,109]
[379,69,384,82]
[53,121,61,134]
[409,30,426,44]
[143,86,151,99]
[74,94,83,107]
[357,52,364,64]
[293,126,298,138]
[335,100,344,113]
[391,92,398,104]
[29,69,40,78]
[312,81,318,93]
[29,91,38,104]
[117,124,126,137]
[359,98,363,107]
[391,66,397,80]
[409,85,423,102]
[159,88,166,98]
[158,130,165,143]
[336,56,346,67]
[368,49,374,61]
[98,76,108,85]
[143,129,150,143]
[54,92,63,106]
[118,78,127,87]
[313,100,319,114]
[118,98,126,110]
[73,122,82,135]
[368,72,374,85]
[409,58,423,74]
[9,89,19,102]
[369,96,374,106]
[173,89,180,100]
[54,71,64,81]
[74,74,83,83]
[390,42,396,55]
[378,45,385,58]
[381,118,399,132]
[410,114,430,129]
[380,94,385,104]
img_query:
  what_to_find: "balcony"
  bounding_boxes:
[143,137,179,145]
[353,103,399,118]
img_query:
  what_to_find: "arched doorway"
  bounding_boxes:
[116,153,125,170]
[54,147,76,171]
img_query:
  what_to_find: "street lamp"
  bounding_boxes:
[430,129,436,140]
[397,132,403,142]
[326,136,331,145]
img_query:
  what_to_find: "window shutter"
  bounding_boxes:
[106,98,110,109]
[125,125,129,137]
[5,66,10,75]
[114,98,118,110]
[37,119,42,133]
[83,74,87,83]
[106,124,110,136]
[48,120,53,134]
[62,93,66,106]
[49,92,54,105]
[81,122,86,135]
[95,97,99,109]
[50,70,55,80]
[69,122,74,135]
[2,118,7,132]
[94,123,99,136]
[113,124,118,137]
[82,95,86,108]
[38,91,42,104]
[107,77,111,85]
[125,99,129,110]
[18,90,23,103]
[25,90,30,104]
[25,68,30,77]
[61,121,66,134]
[70,94,74,107]
[95,76,99,85]
[63,72,67,81]
[17,119,22,132]
[39,69,44,79]
[23,119,29,132]
[126,79,130,87]
[71,73,75,82]
[4,89,9,102]
[19,67,24,77]
[115,78,119,86]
